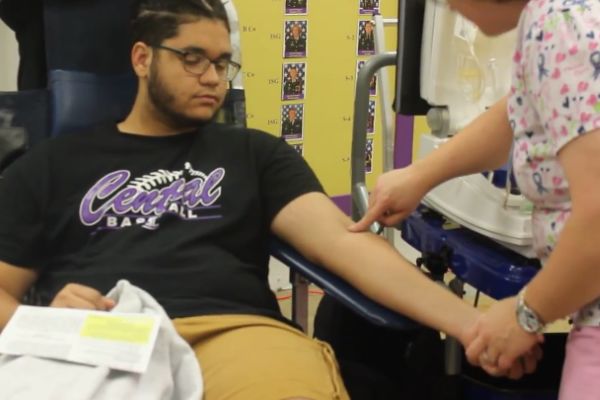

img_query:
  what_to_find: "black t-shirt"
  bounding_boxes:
[0,123,323,320]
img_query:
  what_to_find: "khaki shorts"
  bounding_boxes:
[173,314,350,400]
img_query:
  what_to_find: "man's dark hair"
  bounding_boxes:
[131,0,230,46]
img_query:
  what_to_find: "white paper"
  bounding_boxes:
[0,305,160,373]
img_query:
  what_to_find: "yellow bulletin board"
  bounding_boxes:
[413,115,428,160]
[235,0,400,197]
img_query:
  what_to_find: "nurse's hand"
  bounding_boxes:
[50,283,115,311]
[465,297,543,378]
[349,166,428,232]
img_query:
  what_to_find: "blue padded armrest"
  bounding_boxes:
[49,70,137,136]
[401,207,540,299]
[269,236,418,330]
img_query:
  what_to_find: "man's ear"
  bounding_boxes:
[131,42,153,78]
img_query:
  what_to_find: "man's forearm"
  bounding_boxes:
[318,231,478,342]
[414,96,514,191]
[273,193,479,342]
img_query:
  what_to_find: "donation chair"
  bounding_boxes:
[45,67,419,333]
[0,0,433,397]
[40,0,420,334]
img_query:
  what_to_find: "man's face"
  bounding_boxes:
[289,68,298,80]
[147,18,231,127]
[291,25,301,40]
[289,108,297,120]
[365,22,373,35]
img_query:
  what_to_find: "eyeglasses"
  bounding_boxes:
[153,45,242,82]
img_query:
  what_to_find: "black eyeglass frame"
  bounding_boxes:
[153,44,242,82]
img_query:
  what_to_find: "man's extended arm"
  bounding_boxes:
[271,192,478,344]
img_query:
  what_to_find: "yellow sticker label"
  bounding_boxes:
[79,314,155,344]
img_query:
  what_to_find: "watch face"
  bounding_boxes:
[518,305,542,333]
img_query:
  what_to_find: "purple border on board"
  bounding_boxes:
[395,114,414,169]
[285,8,307,14]
[331,195,352,216]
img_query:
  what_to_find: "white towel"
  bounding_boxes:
[0,280,203,400]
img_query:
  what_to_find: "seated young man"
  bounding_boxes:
[0,0,535,398]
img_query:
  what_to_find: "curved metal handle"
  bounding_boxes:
[351,52,397,224]
[354,183,383,234]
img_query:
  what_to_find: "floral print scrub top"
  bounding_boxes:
[508,0,600,325]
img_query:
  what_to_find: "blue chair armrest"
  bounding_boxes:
[269,236,418,330]
[401,207,540,299]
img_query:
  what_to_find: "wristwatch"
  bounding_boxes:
[516,288,546,333]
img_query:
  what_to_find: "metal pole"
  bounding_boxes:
[351,52,397,232]
[373,16,398,244]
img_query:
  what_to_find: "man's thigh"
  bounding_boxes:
[173,314,349,400]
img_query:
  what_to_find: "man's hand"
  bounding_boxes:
[50,283,115,311]
[465,297,544,379]
[349,166,428,232]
